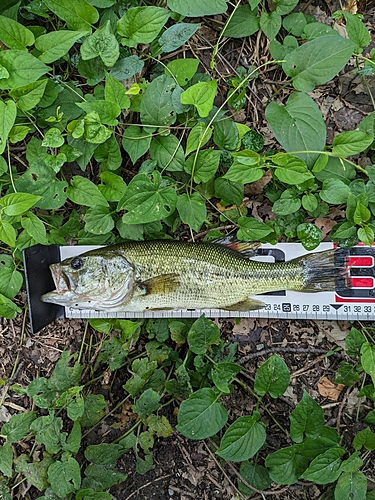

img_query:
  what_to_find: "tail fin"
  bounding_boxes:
[291,249,349,292]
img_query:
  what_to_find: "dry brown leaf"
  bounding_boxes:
[318,376,345,401]
[315,218,338,240]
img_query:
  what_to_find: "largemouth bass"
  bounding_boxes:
[41,240,347,312]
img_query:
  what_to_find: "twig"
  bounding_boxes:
[238,347,343,365]
[124,474,173,500]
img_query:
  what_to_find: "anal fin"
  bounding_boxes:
[221,297,265,311]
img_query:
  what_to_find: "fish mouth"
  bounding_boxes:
[49,263,72,293]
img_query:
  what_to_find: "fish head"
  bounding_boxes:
[41,250,135,310]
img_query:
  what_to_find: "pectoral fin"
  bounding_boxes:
[138,273,180,295]
[221,297,265,311]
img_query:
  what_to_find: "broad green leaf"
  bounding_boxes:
[48,457,81,497]
[110,55,144,81]
[0,15,34,50]
[176,388,228,439]
[214,177,244,206]
[0,293,21,318]
[2,412,36,443]
[275,0,299,15]
[167,0,228,16]
[273,156,314,184]
[260,11,281,40]
[76,100,120,126]
[302,447,345,484]
[265,445,309,484]
[140,74,176,127]
[35,30,87,63]
[315,156,355,183]
[290,390,324,443]
[237,216,273,241]
[213,118,239,150]
[43,0,99,33]
[176,193,206,232]
[353,202,370,224]
[187,315,220,354]
[254,355,290,398]
[84,206,114,235]
[239,462,271,495]
[15,455,53,491]
[66,176,108,207]
[273,190,301,215]
[14,159,68,210]
[0,50,50,90]
[320,178,350,204]
[211,362,243,394]
[266,92,326,168]
[332,130,373,157]
[359,110,375,137]
[270,35,299,60]
[344,12,371,51]
[105,73,130,109]
[361,342,375,386]
[353,427,375,451]
[149,134,185,172]
[81,21,119,67]
[133,388,161,417]
[0,193,40,215]
[0,254,23,299]
[0,99,16,154]
[223,5,259,37]
[223,161,263,184]
[122,125,151,164]
[186,122,212,155]
[185,149,221,183]
[180,80,217,118]
[98,171,126,202]
[21,212,49,245]
[0,442,12,477]
[120,171,177,224]
[303,22,339,40]
[9,125,30,144]
[358,226,374,247]
[217,413,266,462]
[165,58,200,87]
[42,127,64,148]
[158,23,200,53]
[117,6,169,47]
[0,220,16,247]
[302,193,318,212]
[83,463,127,491]
[334,471,367,500]
[9,79,48,111]
[283,35,355,91]
[297,222,322,251]
[94,134,122,171]
[283,13,306,36]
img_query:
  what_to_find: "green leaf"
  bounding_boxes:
[9,79,48,111]
[353,427,375,451]
[0,220,16,247]
[149,134,185,172]
[214,177,243,206]
[176,192,206,232]
[48,457,81,497]
[275,0,299,15]
[35,30,87,64]
[283,35,355,92]
[254,355,290,398]
[217,413,266,462]
[266,92,326,168]
[0,15,34,50]
[43,0,99,33]
[167,0,228,16]
[42,127,64,148]
[66,176,108,207]
[320,178,350,204]
[358,226,374,246]
[84,206,114,235]
[0,293,21,318]
[223,5,259,38]
[2,412,36,443]
[117,6,169,47]
[187,315,220,354]
[0,192,40,215]
[0,254,23,299]
[9,125,30,143]
[344,12,371,50]
[0,99,16,154]
[332,130,373,157]
[273,156,314,185]
[132,388,161,418]
[359,110,375,137]
[354,202,371,224]
[98,171,127,202]
[166,58,199,87]
[122,125,152,164]
[76,100,120,126]
[361,342,375,386]
[159,23,200,53]
[334,471,367,500]
[120,171,177,224]
[185,149,221,183]
[105,73,130,109]
[176,388,228,439]
[223,162,263,184]
[290,390,324,443]
[302,193,318,212]
[239,462,271,495]
[180,80,217,118]
[213,118,239,150]
[0,50,50,90]
[0,442,12,478]
[110,54,144,81]
[237,216,273,241]
[140,74,176,127]
[83,463,127,491]
[260,11,281,40]
[265,445,309,484]
[186,122,212,155]
[273,190,301,215]
[297,222,322,251]
[14,159,68,210]
[302,447,346,484]
[21,212,49,245]
[81,21,119,67]
[211,362,243,394]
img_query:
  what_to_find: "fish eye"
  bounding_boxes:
[71,257,84,270]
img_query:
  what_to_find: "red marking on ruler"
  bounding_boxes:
[351,277,374,288]
[347,256,373,268]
